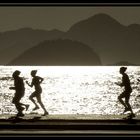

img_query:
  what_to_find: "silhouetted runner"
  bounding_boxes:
[26,70,48,116]
[137,79,140,97]
[115,67,135,118]
[9,70,29,117]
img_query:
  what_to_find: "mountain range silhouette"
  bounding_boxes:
[63,13,140,65]
[0,13,139,65]
[9,39,101,65]
[0,28,64,64]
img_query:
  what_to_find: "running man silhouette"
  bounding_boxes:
[137,78,140,97]
[115,67,135,118]
[26,70,48,116]
[9,70,29,117]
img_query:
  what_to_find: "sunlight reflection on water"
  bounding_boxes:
[0,66,140,115]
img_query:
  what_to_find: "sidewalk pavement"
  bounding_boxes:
[0,113,139,119]
[0,114,140,135]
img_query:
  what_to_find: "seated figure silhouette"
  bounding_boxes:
[9,70,29,117]
[26,70,48,116]
[116,67,135,118]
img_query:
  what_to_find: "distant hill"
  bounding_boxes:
[62,13,140,65]
[107,61,138,66]
[1,13,140,65]
[9,39,101,65]
[0,28,64,64]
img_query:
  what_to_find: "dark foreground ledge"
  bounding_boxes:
[0,114,140,136]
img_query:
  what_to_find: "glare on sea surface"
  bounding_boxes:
[0,66,140,115]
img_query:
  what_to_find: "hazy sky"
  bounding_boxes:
[0,6,140,32]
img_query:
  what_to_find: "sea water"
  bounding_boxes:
[0,66,140,115]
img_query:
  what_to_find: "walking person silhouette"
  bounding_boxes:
[9,70,29,117]
[26,70,48,116]
[115,67,135,118]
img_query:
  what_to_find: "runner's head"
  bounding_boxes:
[31,70,37,77]
[120,67,127,74]
[12,70,21,78]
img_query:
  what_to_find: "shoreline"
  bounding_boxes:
[0,113,140,120]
